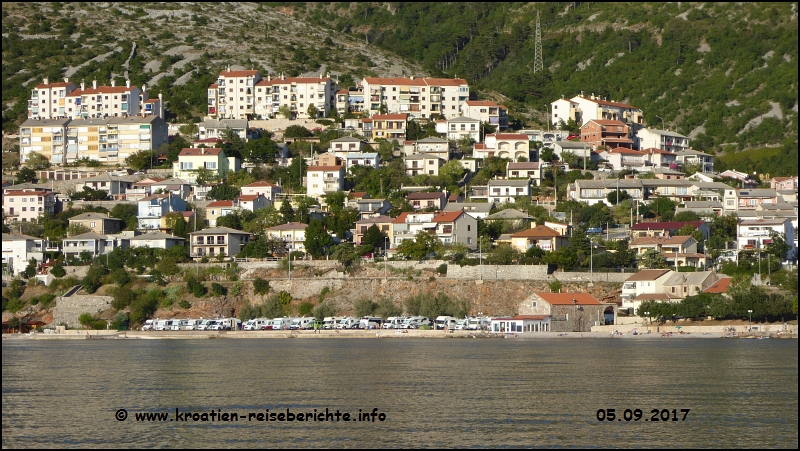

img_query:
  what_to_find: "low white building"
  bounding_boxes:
[490,315,551,333]
[2,233,45,275]
[306,165,344,198]
[189,226,251,259]
[635,128,691,153]
[737,218,795,259]
[488,179,531,204]
[128,231,185,250]
[265,222,309,252]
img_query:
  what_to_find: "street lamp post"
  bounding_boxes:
[655,115,665,130]
[384,236,389,280]
[747,309,753,332]
[645,311,650,333]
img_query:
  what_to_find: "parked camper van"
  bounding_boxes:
[323,317,341,330]
[270,317,292,330]
[290,317,313,330]
[244,318,269,331]
[358,317,383,329]
[141,319,155,331]
[435,316,458,330]
[210,318,241,331]
[382,317,402,329]
[336,317,359,329]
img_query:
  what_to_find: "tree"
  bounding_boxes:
[647,197,677,221]
[110,203,139,230]
[21,258,37,279]
[125,150,155,171]
[540,147,556,163]
[765,231,790,261]
[178,122,199,139]
[50,262,66,278]
[66,223,89,237]
[304,219,333,257]
[278,105,293,119]
[307,104,319,118]
[606,190,631,205]
[165,212,189,239]
[279,199,295,223]
[242,136,279,164]
[639,249,667,268]
[25,151,50,170]
[206,183,240,201]
[396,231,441,260]
[16,166,36,183]
[438,159,466,187]
[194,167,219,186]
[362,224,386,253]
[284,125,313,138]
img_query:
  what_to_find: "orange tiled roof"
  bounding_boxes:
[535,293,602,305]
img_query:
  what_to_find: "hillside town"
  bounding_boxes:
[3,69,797,335]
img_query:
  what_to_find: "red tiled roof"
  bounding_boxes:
[307,165,342,172]
[349,191,368,199]
[511,225,561,238]
[433,211,463,223]
[606,147,641,154]
[586,119,627,126]
[535,293,602,305]
[336,89,348,94]
[256,77,330,86]
[424,78,467,86]
[207,200,233,208]
[371,114,409,121]
[508,162,539,170]
[392,212,410,224]
[35,82,74,89]
[179,147,223,156]
[237,195,261,202]
[266,222,308,231]
[633,293,671,301]
[465,100,498,106]
[491,133,529,140]
[704,278,732,294]
[363,77,427,86]
[630,236,694,246]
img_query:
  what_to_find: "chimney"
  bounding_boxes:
[81,81,85,90]
[282,73,285,80]
[111,79,115,87]
[43,77,49,85]
[92,80,97,89]
[227,65,231,72]
[142,84,146,93]
[126,79,130,89]
[64,77,69,83]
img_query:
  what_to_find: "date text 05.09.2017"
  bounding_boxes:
[596,409,690,422]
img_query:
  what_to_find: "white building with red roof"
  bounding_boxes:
[240,181,283,201]
[581,120,634,151]
[361,77,469,119]
[63,79,158,120]
[509,224,569,253]
[207,66,262,120]
[550,94,643,129]
[27,77,77,119]
[519,292,613,332]
[306,165,344,198]
[388,210,476,249]
[474,133,530,160]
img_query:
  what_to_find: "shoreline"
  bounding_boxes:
[4,329,796,340]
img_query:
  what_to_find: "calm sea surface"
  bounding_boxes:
[2,338,797,448]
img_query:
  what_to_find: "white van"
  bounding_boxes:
[154,319,169,331]
[141,319,155,331]
[244,318,269,331]
[359,317,383,330]
[290,317,313,330]
[324,316,343,330]
[435,316,458,330]
[467,317,490,331]
[336,317,358,329]
[210,318,241,331]
[197,319,215,330]
[382,317,401,329]
[270,317,292,330]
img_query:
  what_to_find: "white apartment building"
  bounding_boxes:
[435,116,481,142]
[27,78,77,119]
[487,179,531,204]
[207,67,261,120]
[361,77,469,119]
[404,137,451,161]
[2,233,46,276]
[253,74,336,120]
[64,79,147,119]
[306,165,344,198]
[461,100,508,129]
[2,190,56,223]
[737,218,795,259]
[265,222,309,252]
[636,128,691,153]
[240,181,283,201]
[18,118,70,165]
[675,149,714,173]
[550,94,643,129]
[475,133,530,160]
[172,148,235,183]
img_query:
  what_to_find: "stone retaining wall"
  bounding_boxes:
[52,294,114,329]
[553,271,630,283]
[446,264,548,280]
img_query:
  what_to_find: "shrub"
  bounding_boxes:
[78,312,106,330]
[313,301,337,320]
[253,278,271,295]
[548,280,562,293]
[211,282,227,297]
[230,280,243,297]
[50,263,66,278]
[436,263,448,275]
[298,301,314,316]
[178,300,192,309]
[354,299,377,317]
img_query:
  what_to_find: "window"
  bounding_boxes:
[90,222,96,228]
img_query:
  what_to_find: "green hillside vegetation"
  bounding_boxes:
[288,2,798,153]
[2,2,797,170]
[715,144,799,178]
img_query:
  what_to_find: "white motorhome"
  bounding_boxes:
[154,319,169,331]
[435,316,458,330]
[197,319,216,330]
[359,316,383,330]
[382,317,402,329]
[336,317,359,329]
[270,317,292,330]
[467,317,490,331]
[141,319,155,331]
[210,318,241,331]
[323,316,341,330]
[290,317,313,330]
[244,318,269,331]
